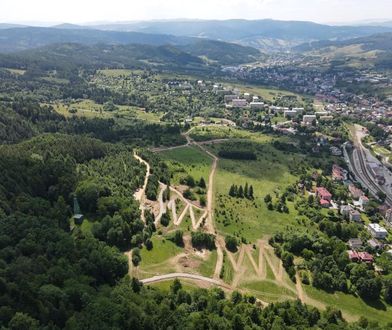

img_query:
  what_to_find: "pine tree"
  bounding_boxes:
[229,184,236,197]
[238,185,244,198]
[244,183,249,198]
[249,185,254,200]
[199,177,206,189]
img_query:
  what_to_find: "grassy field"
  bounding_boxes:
[48,99,162,123]
[160,145,212,186]
[305,285,392,324]
[209,140,302,242]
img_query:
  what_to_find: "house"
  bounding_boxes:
[348,250,360,262]
[232,99,248,108]
[316,187,332,202]
[359,195,369,207]
[340,205,352,218]
[385,208,392,227]
[348,184,364,199]
[368,223,389,239]
[302,115,317,125]
[379,204,389,217]
[368,239,383,250]
[332,164,348,181]
[330,146,342,156]
[320,199,330,208]
[348,238,362,250]
[358,252,374,263]
[349,209,361,222]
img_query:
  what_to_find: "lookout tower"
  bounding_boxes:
[73,196,84,225]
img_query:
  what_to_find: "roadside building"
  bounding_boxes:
[367,223,389,239]
[359,195,369,207]
[332,164,348,181]
[385,208,392,227]
[348,184,364,199]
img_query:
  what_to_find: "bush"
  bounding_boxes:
[225,235,238,253]
[191,231,216,250]
[168,230,184,247]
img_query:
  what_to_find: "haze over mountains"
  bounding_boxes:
[0,19,392,69]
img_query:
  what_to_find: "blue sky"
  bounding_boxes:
[1,0,391,24]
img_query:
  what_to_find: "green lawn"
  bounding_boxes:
[242,280,297,302]
[140,236,183,267]
[160,145,212,186]
[197,250,218,278]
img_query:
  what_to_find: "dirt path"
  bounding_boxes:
[133,152,151,223]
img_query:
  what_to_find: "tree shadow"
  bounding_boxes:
[363,297,387,311]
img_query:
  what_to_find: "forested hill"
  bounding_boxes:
[293,32,392,69]
[0,43,207,73]
[0,27,260,65]
[294,32,392,52]
[0,27,193,52]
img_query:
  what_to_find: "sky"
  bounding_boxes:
[1,0,392,25]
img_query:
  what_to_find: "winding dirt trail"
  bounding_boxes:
[133,152,151,223]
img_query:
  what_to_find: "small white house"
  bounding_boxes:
[368,223,388,239]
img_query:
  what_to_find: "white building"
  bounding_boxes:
[292,107,305,114]
[368,223,388,239]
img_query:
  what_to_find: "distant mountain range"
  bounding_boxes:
[84,19,392,51]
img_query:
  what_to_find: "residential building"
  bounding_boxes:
[368,239,383,250]
[348,250,359,262]
[348,184,364,199]
[224,95,238,103]
[232,99,248,108]
[349,209,361,222]
[385,208,392,227]
[368,223,389,239]
[284,110,297,118]
[302,115,317,125]
[316,187,332,207]
[250,102,265,110]
[332,164,348,181]
[359,195,369,207]
[340,205,352,218]
[348,238,362,250]
[358,251,374,263]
